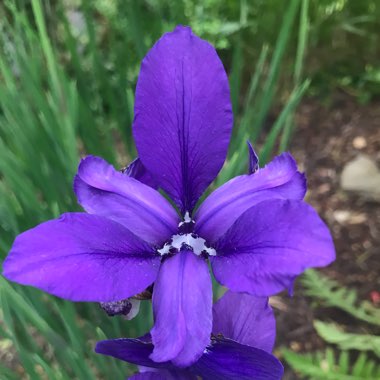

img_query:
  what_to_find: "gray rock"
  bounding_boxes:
[341,155,380,202]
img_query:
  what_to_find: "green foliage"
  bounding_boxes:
[302,270,380,327]
[283,270,380,379]
[306,0,380,101]
[280,0,310,151]
[283,348,380,380]
[178,0,380,102]
[314,321,380,357]
[0,276,133,379]
[217,0,310,184]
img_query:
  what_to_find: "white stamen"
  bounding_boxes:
[157,244,171,255]
[157,233,216,257]
[178,211,192,227]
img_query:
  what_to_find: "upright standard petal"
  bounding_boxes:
[3,213,160,302]
[192,338,283,380]
[74,156,179,246]
[150,250,212,367]
[195,152,306,242]
[212,291,275,353]
[212,199,335,296]
[133,26,233,213]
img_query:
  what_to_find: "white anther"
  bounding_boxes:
[178,211,193,227]
[157,233,216,257]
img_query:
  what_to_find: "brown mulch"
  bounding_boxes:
[274,93,380,378]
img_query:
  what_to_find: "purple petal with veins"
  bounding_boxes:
[133,26,233,214]
[195,152,306,242]
[213,291,275,353]
[150,250,212,367]
[3,213,160,302]
[123,157,159,189]
[212,199,335,296]
[74,155,179,246]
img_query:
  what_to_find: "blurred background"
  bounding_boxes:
[0,0,379,379]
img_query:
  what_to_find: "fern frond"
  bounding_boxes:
[301,270,380,326]
[314,320,380,357]
[282,348,380,380]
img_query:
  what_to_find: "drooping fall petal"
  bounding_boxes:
[95,338,197,379]
[96,338,165,370]
[192,337,283,380]
[74,155,179,246]
[150,250,212,367]
[212,199,335,296]
[3,213,159,302]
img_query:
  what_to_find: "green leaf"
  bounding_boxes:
[283,348,380,380]
[302,270,380,327]
[314,320,380,357]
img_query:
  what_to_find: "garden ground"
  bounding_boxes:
[275,92,380,378]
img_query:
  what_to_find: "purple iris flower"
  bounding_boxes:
[2,26,335,366]
[96,291,284,380]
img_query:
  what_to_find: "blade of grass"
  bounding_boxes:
[280,0,309,150]
[251,0,301,141]
[260,79,310,164]
[231,44,269,151]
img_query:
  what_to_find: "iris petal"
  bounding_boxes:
[95,338,164,370]
[247,141,259,174]
[133,26,233,214]
[195,152,306,242]
[130,372,196,380]
[192,337,283,380]
[123,157,158,189]
[74,155,179,246]
[129,373,167,380]
[95,338,197,379]
[150,250,212,367]
[213,291,275,353]
[3,213,160,302]
[212,199,335,296]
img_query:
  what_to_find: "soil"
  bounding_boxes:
[273,92,380,378]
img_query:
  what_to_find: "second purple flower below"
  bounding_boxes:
[96,291,284,380]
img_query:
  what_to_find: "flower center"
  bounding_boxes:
[158,212,216,257]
